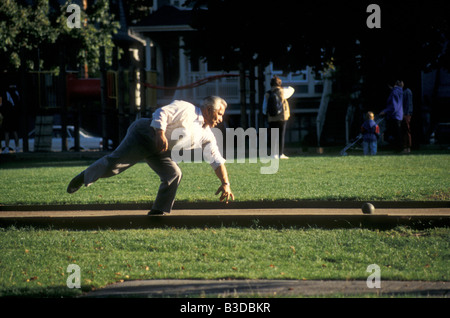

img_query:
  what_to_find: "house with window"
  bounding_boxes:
[129,1,330,147]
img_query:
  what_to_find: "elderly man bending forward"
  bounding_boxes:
[66,96,234,215]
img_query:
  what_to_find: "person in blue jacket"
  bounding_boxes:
[402,83,413,153]
[380,80,404,151]
[361,112,380,155]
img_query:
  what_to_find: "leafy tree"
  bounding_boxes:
[0,0,119,74]
[0,0,57,70]
[123,0,154,25]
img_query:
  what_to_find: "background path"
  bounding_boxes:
[83,279,449,298]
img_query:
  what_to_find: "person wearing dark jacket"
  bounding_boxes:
[380,80,404,151]
[402,84,413,153]
[262,76,294,159]
[361,111,380,155]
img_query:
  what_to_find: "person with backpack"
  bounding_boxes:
[262,75,295,159]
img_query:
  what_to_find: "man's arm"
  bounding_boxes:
[283,86,295,99]
[380,91,394,116]
[151,105,173,153]
[155,128,168,152]
[214,163,234,204]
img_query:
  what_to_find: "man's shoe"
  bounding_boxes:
[67,172,85,194]
[147,209,166,216]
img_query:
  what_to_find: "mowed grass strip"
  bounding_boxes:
[0,226,448,297]
[0,154,449,205]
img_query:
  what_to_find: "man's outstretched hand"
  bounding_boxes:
[215,183,235,204]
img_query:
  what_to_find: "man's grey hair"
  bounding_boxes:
[202,96,227,111]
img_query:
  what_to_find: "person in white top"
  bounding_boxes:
[151,99,226,169]
[67,96,234,215]
[262,76,295,159]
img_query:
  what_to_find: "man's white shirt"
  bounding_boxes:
[150,100,225,170]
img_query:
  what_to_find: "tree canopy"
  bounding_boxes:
[0,0,119,74]
[184,0,450,104]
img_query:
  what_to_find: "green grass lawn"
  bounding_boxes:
[0,153,449,298]
[0,226,449,297]
[0,154,449,205]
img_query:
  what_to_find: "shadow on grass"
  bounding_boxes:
[1,214,449,231]
[0,285,85,298]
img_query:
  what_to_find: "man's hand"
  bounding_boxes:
[214,164,234,204]
[155,129,168,152]
[215,183,234,204]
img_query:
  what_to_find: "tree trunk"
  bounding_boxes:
[249,62,256,128]
[100,46,108,151]
[239,62,247,128]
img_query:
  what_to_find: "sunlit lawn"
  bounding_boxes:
[0,153,449,298]
[0,154,449,205]
[0,226,448,297]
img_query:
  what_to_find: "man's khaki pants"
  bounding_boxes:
[82,118,182,213]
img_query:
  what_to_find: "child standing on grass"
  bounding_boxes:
[361,111,380,155]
